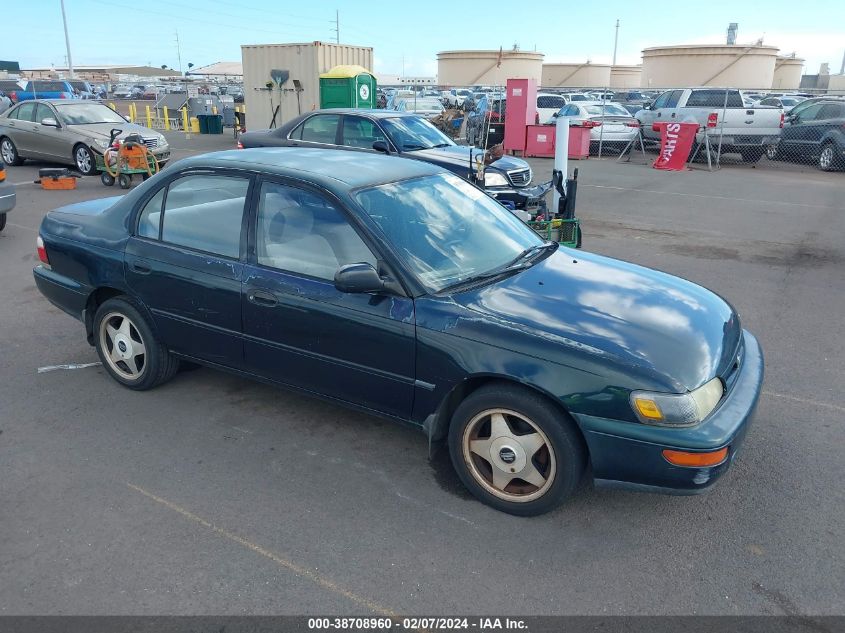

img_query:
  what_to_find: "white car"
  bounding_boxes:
[553,101,640,148]
[536,93,567,124]
[398,97,444,119]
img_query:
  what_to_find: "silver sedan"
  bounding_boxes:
[553,101,641,148]
[0,100,170,174]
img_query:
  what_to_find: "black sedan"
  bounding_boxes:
[238,108,546,210]
[767,100,845,170]
[33,148,763,516]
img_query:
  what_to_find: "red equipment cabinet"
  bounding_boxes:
[524,124,592,159]
[503,78,537,153]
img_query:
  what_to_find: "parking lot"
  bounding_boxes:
[1,133,843,616]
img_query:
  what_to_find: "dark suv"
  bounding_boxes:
[770,100,845,171]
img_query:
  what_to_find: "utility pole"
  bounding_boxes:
[612,19,620,66]
[60,0,75,78]
[331,10,340,44]
[840,49,845,75]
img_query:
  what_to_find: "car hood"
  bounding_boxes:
[68,122,165,143]
[453,249,742,392]
[405,145,529,175]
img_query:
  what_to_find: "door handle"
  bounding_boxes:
[670,112,676,118]
[247,289,278,307]
[129,261,152,274]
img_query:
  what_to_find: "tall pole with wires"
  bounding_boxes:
[331,10,340,44]
[612,19,620,66]
[60,0,75,78]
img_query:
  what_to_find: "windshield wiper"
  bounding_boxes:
[505,241,558,267]
[438,261,534,293]
[402,144,427,151]
[430,143,451,148]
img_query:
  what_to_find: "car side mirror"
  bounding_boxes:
[372,140,391,154]
[41,117,59,128]
[334,263,385,294]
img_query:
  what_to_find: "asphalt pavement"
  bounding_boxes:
[1,132,843,616]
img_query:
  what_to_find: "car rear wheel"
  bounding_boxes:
[1,137,24,166]
[449,384,585,516]
[765,144,779,160]
[819,143,840,172]
[74,144,97,175]
[94,297,179,391]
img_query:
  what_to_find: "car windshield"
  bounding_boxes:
[584,103,630,117]
[55,103,126,125]
[356,174,543,293]
[570,94,588,101]
[402,98,443,111]
[380,116,454,150]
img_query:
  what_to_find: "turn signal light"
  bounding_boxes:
[779,112,785,128]
[36,235,50,268]
[662,447,728,467]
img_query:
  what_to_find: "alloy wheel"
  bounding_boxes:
[75,146,93,173]
[98,311,147,380]
[461,408,556,503]
[819,146,834,171]
[1,139,15,164]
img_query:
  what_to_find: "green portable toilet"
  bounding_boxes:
[319,65,377,109]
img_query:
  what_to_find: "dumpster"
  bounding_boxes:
[196,114,209,134]
[319,65,376,109]
[568,124,591,159]
[207,114,224,134]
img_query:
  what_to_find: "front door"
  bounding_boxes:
[242,179,415,419]
[125,171,253,367]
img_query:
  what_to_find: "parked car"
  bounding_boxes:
[238,109,544,210]
[112,85,135,99]
[0,80,24,104]
[15,80,77,102]
[757,96,804,112]
[536,93,567,124]
[32,147,764,515]
[0,91,11,115]
[636,88,784,163]
[766,100,845,171]
[0,100,170,175]
[67,80,96,99]
[444,89,473,108]
[0,160,15,232]
[781,95,845,121]
[398,97,444,119]
[554,101,640,149]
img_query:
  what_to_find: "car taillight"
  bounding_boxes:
[9,91,17,102]
[780,112,785,128]
[36,236,51,268]
[707,112,718,128]
[625,121,640,127]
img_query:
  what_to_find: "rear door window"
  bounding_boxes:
[817,104,844,120]
[13,102,36,122]
[292,114,340,144]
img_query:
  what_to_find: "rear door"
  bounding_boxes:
[125,170,253,367]
[287,113,341,148]
[5,102,37,155]
[241,178,416,418]
[781,103,824,157]
[806,103,844,155]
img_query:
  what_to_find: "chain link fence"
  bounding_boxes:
[432,86,845,172]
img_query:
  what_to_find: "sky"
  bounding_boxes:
[3,0,844,78]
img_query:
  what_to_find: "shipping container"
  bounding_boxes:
[241,41,374,131]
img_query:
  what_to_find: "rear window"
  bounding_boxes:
[0,81,22,92]
[583,104,630,117]
[685,90,744,108]
[537,95,566,109]
[818,103,845,120]
[29,81,70,93]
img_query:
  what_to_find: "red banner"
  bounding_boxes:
[652,122,698,171]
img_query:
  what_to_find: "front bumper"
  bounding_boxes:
[0,182,15,214]
[487,181,552,211]
[574,329,764,494]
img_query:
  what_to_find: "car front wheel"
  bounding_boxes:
[74,144,97,175]
[449,384,585,516]
[1,137,24,166]
[94,297,179,390]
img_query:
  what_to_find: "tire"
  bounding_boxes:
[448,384,585,516]
[818,143,840,172]
[93,296,179,391]
[74,144,97,175]
[765,144,779,161]
[739,147,764,163]
[1,137,25,166]
[100,172,115,186]
[0,213,6,232]
[118,173,132,189]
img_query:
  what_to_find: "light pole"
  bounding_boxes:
[612,19,620,67]
[60,0,75,78]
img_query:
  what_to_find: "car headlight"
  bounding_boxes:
[91,138,110,149]
[630,377,724,427]
[157,135,167,146]
[483,172,509,187]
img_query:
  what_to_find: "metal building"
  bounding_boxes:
[541,63,611,88]
[640,44,779,89]
[437,50,544,86]
[241,41,374,131]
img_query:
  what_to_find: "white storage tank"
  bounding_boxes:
[241,41,374,130]
[609,65,642,89]
[541,62,611,88]
[772,56,805,90]
[641,44,779,89]
[437,50,543,86]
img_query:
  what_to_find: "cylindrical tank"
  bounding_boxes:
[772,56,804,90]
[609,65,642,89]
[641,45,779,89]
[541,63,611,88]
[437,50,543,86]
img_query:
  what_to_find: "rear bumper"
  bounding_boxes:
[0,183,15,214]
[33,264,88,322]
[575,329,764,494]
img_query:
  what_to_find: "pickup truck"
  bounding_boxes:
[637,88,784,162]
[15,80,77,102]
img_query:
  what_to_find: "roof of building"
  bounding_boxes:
[186,61,243,76]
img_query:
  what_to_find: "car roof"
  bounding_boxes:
[176,147,443,190]
[305,108,420,120]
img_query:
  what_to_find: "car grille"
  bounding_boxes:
[508,168,532,187]
[142,137,158,149]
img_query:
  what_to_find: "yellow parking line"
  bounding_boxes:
[125,483,398,616]
[762,390,845,414]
